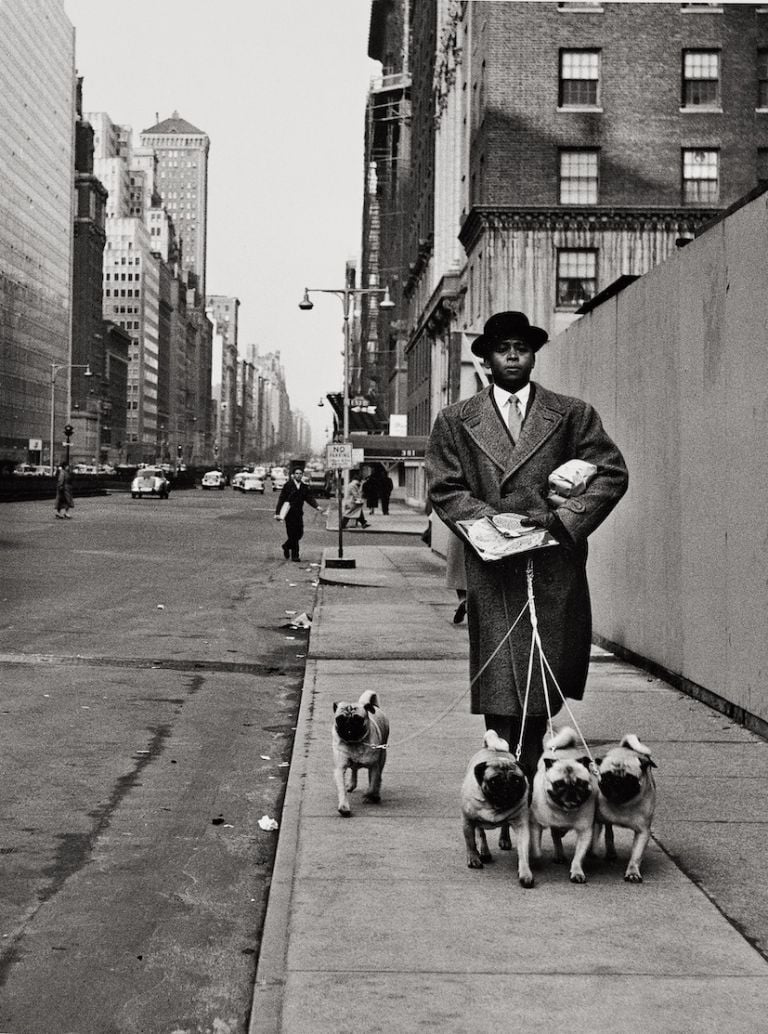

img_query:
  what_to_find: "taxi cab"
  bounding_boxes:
[131,467,171,499]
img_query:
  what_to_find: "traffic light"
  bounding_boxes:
[177,445,183,457]
[63,424,74,438]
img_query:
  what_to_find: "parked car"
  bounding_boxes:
[201,470,226,490]
[13,463,47,476]
[252,465,267,479]
[234,473,265,493]
[131,467,171,499]
[230,470,247,490]
[270,471,288,492]
[305,468,331,497]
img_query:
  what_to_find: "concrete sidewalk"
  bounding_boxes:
[250,540,768,1034]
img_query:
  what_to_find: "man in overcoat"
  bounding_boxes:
[426,311,628,777]
[274,467,326,562]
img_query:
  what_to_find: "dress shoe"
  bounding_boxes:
[282,545,290,559]
[452,599,467,624]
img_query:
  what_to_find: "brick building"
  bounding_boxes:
[363,2,768,502]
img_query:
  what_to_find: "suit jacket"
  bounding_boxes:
[276,480,318,522]
[426,382,628,715]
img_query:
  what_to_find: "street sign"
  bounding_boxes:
[326,442,353,470]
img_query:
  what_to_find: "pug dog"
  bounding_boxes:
[461,730,533,888]
[530,726,598,884]
[332,690,390,817]
[592,734,657,883]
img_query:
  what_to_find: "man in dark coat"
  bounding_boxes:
[426,311,628,777]
[274,467,326,562]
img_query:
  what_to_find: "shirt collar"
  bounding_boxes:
[492,381,531,413]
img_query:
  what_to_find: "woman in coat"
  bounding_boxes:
[54,461,74,519]
[341,476,370,529]
[426,311,628,777]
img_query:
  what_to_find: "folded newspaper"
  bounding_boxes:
[457,512,558,562]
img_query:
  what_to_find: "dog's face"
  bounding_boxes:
[475,757,528,811]
[597,749,656,806]
[333,701,372,743]
[543,757,594,811]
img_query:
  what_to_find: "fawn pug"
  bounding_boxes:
[332,690,389,817]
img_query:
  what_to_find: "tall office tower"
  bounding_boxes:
[103,218,161,462]
[140,113,210,297]
[0,0,75,471]
[71,78,109,465]
[206,295,239,462]
[87,112,132,219]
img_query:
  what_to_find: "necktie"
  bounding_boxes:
[507,395,523,440]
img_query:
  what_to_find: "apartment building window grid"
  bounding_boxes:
[559,50,601,107]
[556,249,597,309]
[559,149,599,203]
[758,49,768,108]
[682,148,719,202]
[682,50,720,107]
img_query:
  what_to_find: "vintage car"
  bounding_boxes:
[234,473,265,493]
[130,467,171,499]
[201,470,227,490]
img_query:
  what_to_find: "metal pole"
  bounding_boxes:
[339,289,352,560]
[49,365,57,475]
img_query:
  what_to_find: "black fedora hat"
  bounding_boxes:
[471,311,548,357]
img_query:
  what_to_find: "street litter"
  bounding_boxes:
[285,635,296,640]
[284,610,297,616]
[278,762,290,768]
[290,612,312,629]
[258,815,279,831]
[156,604,165,610]
[260,755,271,760]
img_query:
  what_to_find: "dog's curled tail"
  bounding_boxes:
[483,730,510,753]
[621,734,653,758]
[358,689,380,712]
[545,725,578,751]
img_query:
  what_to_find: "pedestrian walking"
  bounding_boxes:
[54,461,74,519]
[426,310,628,779]
[361,474,379,514]
[274,467,326,562]
[379,468,393,515]
[341,476,370,529]
[367,463,393,515]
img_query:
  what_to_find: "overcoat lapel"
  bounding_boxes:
[459,384,565,485]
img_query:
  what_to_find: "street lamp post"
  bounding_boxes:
[50,363,92,474]
[299,284,394,568]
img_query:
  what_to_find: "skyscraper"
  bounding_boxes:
[140,113,210,297]
[0,0,75,470]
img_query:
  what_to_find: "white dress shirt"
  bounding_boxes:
[492,382,531,434]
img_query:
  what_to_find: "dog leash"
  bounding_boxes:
[370,598,531,752]
[515,558,597,771]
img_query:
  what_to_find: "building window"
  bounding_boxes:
[682,50,720,108]
[758,49,768,107]
[682,148,719,202]
[757,148,768,182]
[557,249,597,308]
[559,50,601,107]
[559,149,599,203]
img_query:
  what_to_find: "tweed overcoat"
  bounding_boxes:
[426,383,628,717]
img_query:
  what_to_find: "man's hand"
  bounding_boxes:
[273,514,281,521]
[519,510,555,530]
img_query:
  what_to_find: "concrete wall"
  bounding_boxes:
[537,189,768,730]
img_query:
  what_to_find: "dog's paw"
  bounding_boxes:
[467,854,484,869]
[498,833,512,851]
[519,874,535,889]
[338,805,352,817]
[624,870,643,883]
[362,792,381,804]
[569,871,587,884]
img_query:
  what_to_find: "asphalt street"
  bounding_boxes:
[0,486,341,1033]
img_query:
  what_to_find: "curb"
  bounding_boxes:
[248,641,320,1033]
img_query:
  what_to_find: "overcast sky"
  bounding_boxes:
[63,0,380,451]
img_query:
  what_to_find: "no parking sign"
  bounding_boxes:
[325,442,353,470]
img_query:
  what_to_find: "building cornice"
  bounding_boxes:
[458,205,721,252]
[406,272,463,354]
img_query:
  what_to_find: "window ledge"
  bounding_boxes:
[679,106,723,113]
[557,106,603,113]
[756,107,768,113]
